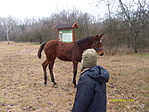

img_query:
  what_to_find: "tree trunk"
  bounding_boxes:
[6,31,9,44]
[118,0,138,53]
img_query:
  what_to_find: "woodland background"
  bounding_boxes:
[0,0,149,54]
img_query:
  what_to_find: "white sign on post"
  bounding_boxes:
[59,30,73,42]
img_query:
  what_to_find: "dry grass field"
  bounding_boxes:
[0,42,149,112]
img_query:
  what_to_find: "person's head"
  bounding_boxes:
[80,49,98,71]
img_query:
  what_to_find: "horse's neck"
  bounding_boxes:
[78,41,93,52]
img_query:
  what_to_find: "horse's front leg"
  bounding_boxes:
[72,61,78,87]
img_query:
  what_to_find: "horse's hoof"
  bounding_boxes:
[52,84,58,88]
[72,83,77,88]
[44,83,47,86]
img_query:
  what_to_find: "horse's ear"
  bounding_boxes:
[95,34,103,40]
[100,34,104,38]
[94,35,99,40]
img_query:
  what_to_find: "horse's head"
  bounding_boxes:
[92,34,104,56]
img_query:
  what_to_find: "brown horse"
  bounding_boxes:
[38,34,104,87]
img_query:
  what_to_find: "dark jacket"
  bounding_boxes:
[72,65,110,112]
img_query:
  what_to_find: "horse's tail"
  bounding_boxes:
[38,42,46,59]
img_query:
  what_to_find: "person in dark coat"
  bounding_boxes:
[72,49,110,112]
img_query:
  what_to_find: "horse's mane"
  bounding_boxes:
[75,36,93,44]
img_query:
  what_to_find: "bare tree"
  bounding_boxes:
[0,16,13,44]
[118,0,149,53]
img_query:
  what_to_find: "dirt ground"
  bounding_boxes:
[0,42,149,112]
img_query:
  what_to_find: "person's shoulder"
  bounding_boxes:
[79,72,95,87]
[80,72,89,80]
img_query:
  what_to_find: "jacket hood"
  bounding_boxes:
[83,65,110,83]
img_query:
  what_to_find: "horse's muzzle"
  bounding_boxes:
[97,50,104,56]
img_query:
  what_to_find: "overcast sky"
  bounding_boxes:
[0,0,108,19]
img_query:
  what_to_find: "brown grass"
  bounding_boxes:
[0,42,149,112]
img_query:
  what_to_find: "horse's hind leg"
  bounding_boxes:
[42,59,49,85]
[48,59,57,85]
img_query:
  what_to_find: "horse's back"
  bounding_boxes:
[45,40,59,48]
[44,40,75,61]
